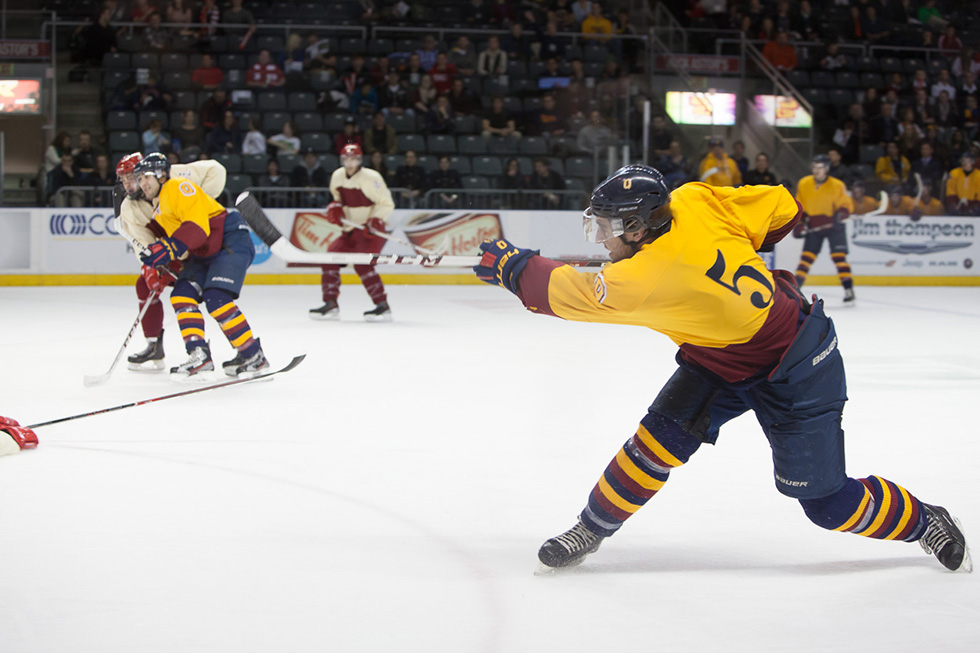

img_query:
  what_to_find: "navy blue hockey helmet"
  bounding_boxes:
[583,164,670,243]
[133,152,171,181]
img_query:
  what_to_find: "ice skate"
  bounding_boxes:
[842,287,856,306]
[363,301,392,322]
[919,504,972,572]
[537,519,605,571]
[225,342,269,378]
[309,300,339,321]
[169,344,214,377]
[127,331,165,371]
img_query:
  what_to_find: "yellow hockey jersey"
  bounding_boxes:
[516,183,804,382]
[118,160,226,247]
[884,195,915,215]
[698,153,742,187]
[150,177,228,258]
[851,194,880,215]
[912,196,944,216]
[944,167,980,206]
[796,175,853,222]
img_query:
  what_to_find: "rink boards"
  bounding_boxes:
[0,207,978,285]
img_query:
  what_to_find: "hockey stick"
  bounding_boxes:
[805,191,888,234]
[36,355,304,430]
[83,288,161,387]
[237,192,608,268]
[340,218,448,256]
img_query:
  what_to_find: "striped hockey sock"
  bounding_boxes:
[580,412,701,537]
[831,252,854,289]
[354,265,387,305]
[800,476,927,541]
[170,295,206,347]
[795,250,817,287]
[209,300,258,356]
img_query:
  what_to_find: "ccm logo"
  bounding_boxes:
[49,213,118,236]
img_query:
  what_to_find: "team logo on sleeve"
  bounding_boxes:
[178,181,196,197]
[594,273,607,304]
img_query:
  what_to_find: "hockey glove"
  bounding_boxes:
[366,217,387,235]
[792,214,809,238]
[474,238,538,294]
[324,201,344,226]
[833,208,850,226]
[0,416,38,455]
[910,207,923,222]
[141,264,169,293]
[141,237,188,269]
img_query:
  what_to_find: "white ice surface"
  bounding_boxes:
[1,284,978,652]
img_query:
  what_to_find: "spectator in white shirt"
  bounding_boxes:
[242,119,267,155]
[931,69,956,100]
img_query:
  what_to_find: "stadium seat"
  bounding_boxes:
[219,53,247,69]
[565,156,593,178]
[318,153,339,170]
[879,57,902,73]
[293,112,323,132]
[131,52,158,69]
[583,44,608,64]
[301,132,332,153]
[224,174,252,197]
[398,133,425,153]
[801,87,827,106]
[835,71,860,89]
[827,88,855,108]
[162,72,192,91]
[160,53,187,71]
[108,131,140,152]
[860,144,883,164]
[519,137,548,156]
[810,71,835,88]
[102,52,129,69]
[416,155,437,173]
[339,37,367,55]
[173,91,196,110]
[368,38,393,56]
[262,112,291,133]
[243,154,269,176]
[388,113,414,132]
[453,114,478,135]
[855,56,879,72]
[488,137,518,155]
[277,153,299,174]
[384,154,405,170]
[448,155,471,175]
[255,35,284,53]
[471,156,503,177]
[116,33,141,53]
[859,72,885,90]
[288,92,317,112]
[462,175,491,189]
[458,135,488,155]
[257,92,287,112]
[323,113,349,132]
[903,58,925,74]
[212,154,242,174]
[103,71,130,89]
[850,163,874,181]
[427,135,456,154]
[106,111,137,131]
[786,70,809,88]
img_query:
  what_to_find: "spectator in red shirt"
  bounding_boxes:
[192,53,224,90]
[247,49,285,88]
[334,116,363,155]
[939,25,963,55]
[761,28,797,72]
[429,52,457,96]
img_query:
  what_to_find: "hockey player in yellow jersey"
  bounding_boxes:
[473,164,971,573]
[849,180,879,215]
[698,136,741,187]
[911,180,944,219]
[793,154,856,305]
[114,153,228,371]
[133,153,268,378]
[944,152,980,215]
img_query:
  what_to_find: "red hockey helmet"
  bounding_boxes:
[116,152,143,177]
[340,143,363,160]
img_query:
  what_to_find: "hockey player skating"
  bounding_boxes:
[309,143,396,322]
[792,154,856,305]
[473,165,971,573]
[113,152,228,370]
[133,153,267,377]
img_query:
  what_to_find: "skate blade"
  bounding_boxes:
[364,313,393,323]
[224,365,271,380]
[127,360,166,372]
[954,517,974,573]
[309,311,339,321]
[169,368,218,384]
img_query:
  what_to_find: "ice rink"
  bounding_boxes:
[1,283,978,652]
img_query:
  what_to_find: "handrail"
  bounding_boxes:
[371,25,648,48]
[41,19,366,42]
[868,43,954,63]
[715,37,866,58]
[651,2,686,53]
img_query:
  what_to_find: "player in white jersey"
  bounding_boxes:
[113,153,227,369]
[309,143,396,322]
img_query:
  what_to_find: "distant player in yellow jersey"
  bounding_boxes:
[473,164,970,573]
[849,180,879,215]
[134,153,268,378]
[793,154,856,305]
[944,152,980,215]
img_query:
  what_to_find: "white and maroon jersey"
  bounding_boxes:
[329,166,395,228]
[247,62,284,87]
[117,159,227,247]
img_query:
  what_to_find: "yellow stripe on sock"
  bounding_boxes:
[883,485,914,540]
[209,302,237,319]
[635,423,683,468]
[597,475,642,514]
[222,314,247,330]
[858,480,892,537]
[180,328,206,339]
[230,331,253,348]
[833,489,871,532]
[614,449,666,491]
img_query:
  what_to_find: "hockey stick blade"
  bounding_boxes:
[865,190,889,217]
[83,287,162,387]
[236,191,608,268]
[33,355,305,430]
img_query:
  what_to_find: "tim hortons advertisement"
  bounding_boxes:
[775,214,980,277]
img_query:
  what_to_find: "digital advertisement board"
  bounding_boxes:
[0,79,41,114]
[665,91,737,126]
[753,94,812,128]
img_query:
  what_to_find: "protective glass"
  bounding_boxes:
[582,208,624,243]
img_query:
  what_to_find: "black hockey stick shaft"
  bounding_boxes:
[83,287,161,386]
[33,355,305,429]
